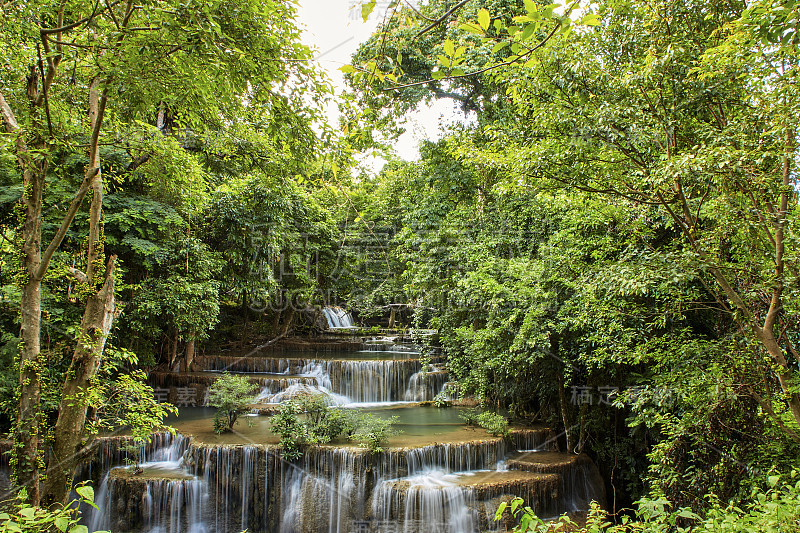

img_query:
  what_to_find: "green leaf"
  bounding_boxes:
[443,38,455,56]
[521,23,537,41]
[459,22,484,34]
[18,508,34,520]
[580,13,601,26]
[478,8,491,31]
[76,485,95,503]
[361,0,377,22]
[338,65,357,73]
[495,501,507,520]
[431,70,446,80]
[55,516,70,532]
[69,526,89,533]
[492,41,509,53]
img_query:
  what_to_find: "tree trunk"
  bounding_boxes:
[184,333,196,372]
[557,372,575,453]
[577,402,588,454]
[170,331,179,371]
[388,307,396,328]
[16,165,45,504]
[1,86,47,504]
[42,79,116,506]
[43,257,117,506]
[280,308,296,335]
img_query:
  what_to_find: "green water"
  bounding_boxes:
[165,405,487,447]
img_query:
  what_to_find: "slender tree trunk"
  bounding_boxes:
[184,333,196,372]
[272,310,282,336]
[17,275,43,504]
[557,372,575,453]
[42,257,117,506]
[170,331,179,371]
[388,307,396,329]
[42,79,118,506]
[280,308,296,335]
[577,403,588,454]
[1,83,47,504]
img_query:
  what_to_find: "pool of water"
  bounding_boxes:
[165,405,490,447]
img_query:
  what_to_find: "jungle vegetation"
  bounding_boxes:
[0,0,799,530]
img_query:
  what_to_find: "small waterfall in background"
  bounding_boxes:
[322,306,357,329]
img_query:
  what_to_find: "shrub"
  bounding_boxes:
[352,414,399,453]
[476,411,509,438]
[433,390,450,408]
[460,409,509,438]
[269,394,400,457]
[460,407,481,426]
[207,373,258,434]
[271,400,307,461]
[0,485,106,533]
[493,475,800,533]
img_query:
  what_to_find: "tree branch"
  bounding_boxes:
[67,267,88,284]
[386,24,560,91]
[39,0,122,35]
[414,0,469,38]
[34,169,98,281]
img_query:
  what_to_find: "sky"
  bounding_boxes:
[294,0,462,167]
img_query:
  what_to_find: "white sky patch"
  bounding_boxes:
[296,0,463,170]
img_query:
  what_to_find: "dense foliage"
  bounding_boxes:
[343,0,800,518]
[0,0,799,529]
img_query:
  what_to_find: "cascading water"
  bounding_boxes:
[88,434,206,533]
[84,334,605,532]
[322,306,356,329]
[371,471,478,533]
[85,427,602,533]
[253,358,437,405]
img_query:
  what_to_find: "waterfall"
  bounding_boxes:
[85,324,606,533]
[143,478,206,533]
[84,429,602,533]
[254,359,431,404]
[404,370,449,402]
[90,474,206,532]
[195,445,262,532]
[323,306,356,329]
[371,471,478,533]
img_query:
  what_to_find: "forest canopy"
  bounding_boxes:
[1,0,800,530]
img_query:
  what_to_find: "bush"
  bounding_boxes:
[207,373,258,434]
[269,393,400,457]
[352,414,399,453]
[271,401,307,461]
[433,390,450,408]
[0,485,107,533]
[460,409,509,438]
[459,407,481,426]
[494,473,800,532]
[476,411,509,438]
